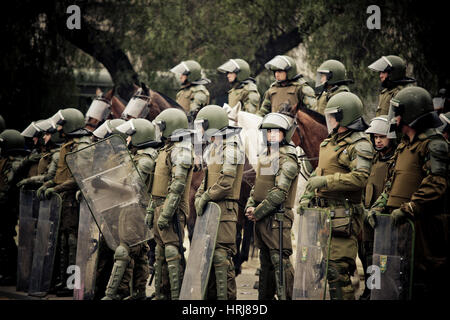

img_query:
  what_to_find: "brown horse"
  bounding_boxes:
[289,104,328,169]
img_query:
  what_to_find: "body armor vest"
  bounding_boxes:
[151,145,193,207]
[316,133,365,203]
[252,151,299,209]
[38,151,53,175]
[364,155,390,208]
[176,88,193,113]
[205,142,243,200]
[387,140,425,208]
[54,140,75,184]
[268,85,300,112]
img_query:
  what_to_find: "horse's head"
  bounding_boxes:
[224,102,241,126]
[293,106,328,169]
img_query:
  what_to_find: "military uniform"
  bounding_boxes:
[258,79,316,117]
[0,151,27,283]
[258,55,317,117]
[300,92,374,300]
[368,55,415,117]
[151,139,193,300]
[377,128,448,298]
[196,134,244,300]
[315,60,353,116]
[246,143,299,300]
[114,146,159,299]
[18,148,60,187]
[317,85,350,115]
[51,136,91,287]
[228,81,260,114]
[376,85,404,116]
[176,84,210,114]
[310,130,373,299]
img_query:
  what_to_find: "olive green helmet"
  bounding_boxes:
[93,119,126,139]
[316,59,349,87]
[258,112,295,143]
[265,55,298,81]
[0,115,5,133]
[217,58,251,82]
[0,129,25,153]
[388,86,442,129]
[194,105,229,137]
[170,60,202,83]
[368,55,406,82]
[365,115,396,139]
[116,118,156,147]
[153,108,189,140]
[50,108,86,135]
[325,92,365,133]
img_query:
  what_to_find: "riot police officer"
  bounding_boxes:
[299,92,374,300]
[315,59,353,115]
[370,86,449,299]
[170,60,210,121]
[37,108,92,295]
[17,119,63,189]
[194,105,245,300]
[368,55,415,116]
[217,59,261,113]
[148,108,194,300]
[359,115,396,300]
[102,118,161,300]
[0,129,28,285]
[245,112,299,300]
[257,55,316,117]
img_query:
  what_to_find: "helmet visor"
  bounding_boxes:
[116,119,137,137]
[259,113,292,131]
[315,71,331,88]
[324,108,340,134]
[50,110,66,127]
[264,55,291,71]
[36,119,56,133]
[365,117,390,136]
[121,97,149,119]
[368,56,392,72]
[217,59,240,74]
[93,121,114,139]
[153,120,165,142]
[86,99,111,122]
[21,122,42,138]
[170,62,190,75]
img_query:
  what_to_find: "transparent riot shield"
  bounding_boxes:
[370,214,414,300]
[28,193,62,297]
[16,188,40,292]
[65,134,151,251]
[73,199,100,300]
[179,202,221,300]
[293,208,332,300]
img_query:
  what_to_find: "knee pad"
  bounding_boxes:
[165,245,180,263]
[114,245,130,262]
